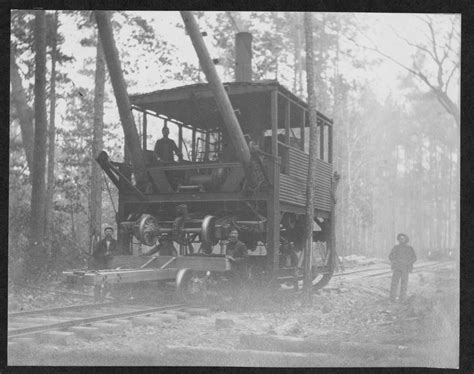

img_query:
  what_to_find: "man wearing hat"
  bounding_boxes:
[142,235,178,257]
[226,228,249,284]
[91,226,118,269]
[389,233,417,302]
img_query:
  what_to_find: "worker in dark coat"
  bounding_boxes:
[226,228,249,283]
[389,233,417,302]
[91,226,118,270]
[154,126,182,162]
[142,235,178,257]
[279,237,299,268]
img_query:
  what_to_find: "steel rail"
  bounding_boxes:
[8,301,117,318]
[9,303,185,338]
[332,260,451,280]
[357,261,452,279]
[333,265,390,277]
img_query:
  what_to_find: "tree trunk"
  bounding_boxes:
[303,12,318,302]
[89,37,106,250]
[29,9,48,277]
[10,50,34,174]
[44,11,58,253]
[70,210,76,242]
[94,11,148,189]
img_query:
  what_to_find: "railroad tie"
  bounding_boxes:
[148,313,178,323]
[109,319,133,328]
[131,315,168,327]
[10,337,36,347]
[17,317,68,325]
[69,326,101,339]
[35,331,75,345]
[185,308,210,316]
[88,322,124,333]
[163,345,337,367]
[164,310,190,320]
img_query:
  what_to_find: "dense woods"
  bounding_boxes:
[9,11,459,281]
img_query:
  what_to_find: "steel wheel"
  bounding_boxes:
[176,269,209,303]
[310,241,335,290]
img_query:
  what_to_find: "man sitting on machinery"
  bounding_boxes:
[154,126,183,162]
[226,228,249,283]
[141,234,178,257]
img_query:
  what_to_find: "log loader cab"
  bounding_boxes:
[96,32,337,293]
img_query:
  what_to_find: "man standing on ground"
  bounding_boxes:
[226,228,249,286]
[91,226,118,270]
[389,233,417,302]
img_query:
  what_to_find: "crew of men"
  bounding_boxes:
[91,223,416,303]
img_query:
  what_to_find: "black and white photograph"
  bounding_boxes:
[8,9,460,368]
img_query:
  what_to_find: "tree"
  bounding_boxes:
[44,11,59,250]
[354,14,460,128]
[90,36,106,250]
[303,12,318,301]
[10,47,34,174]
[29,9,48,277]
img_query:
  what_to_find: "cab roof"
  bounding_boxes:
[130,80,333,131]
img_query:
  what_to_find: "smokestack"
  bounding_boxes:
[235,32,252,82]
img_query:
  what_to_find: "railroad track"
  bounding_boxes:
[8,301,186,339]
[335,260,454,281]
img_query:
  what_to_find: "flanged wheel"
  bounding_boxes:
[134,214,160,246]
[310,241,336,290]
[176,269,209,303]
[201,215,218,246]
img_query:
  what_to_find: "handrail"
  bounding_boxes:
[147,161,242,171]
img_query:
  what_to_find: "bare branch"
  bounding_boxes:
[388,24,437,62]
[440,18,456,66]
[444,61,459,92]
[345,32,459,127]
[426,16,440,63]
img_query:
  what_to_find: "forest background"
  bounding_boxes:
[9,11,460,281]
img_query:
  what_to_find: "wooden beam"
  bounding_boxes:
[121,191,268,204]
[328,125,333,164]
[95,11,147,188]
[83,268,178,285]
[178,124,183,156]
[285,99,290,144]
[142,112,147,151]
[301,109,306,152]
[180,11,251,174]
[320,125,325,161]
[148,161,241,171]
[176,256,231,272]
[130,84,275,107]
[192,127,196,162]
[267,89,281,275]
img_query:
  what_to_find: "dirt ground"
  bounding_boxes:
[8,261,459,368]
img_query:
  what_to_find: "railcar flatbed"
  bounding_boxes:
[63,255,235,286]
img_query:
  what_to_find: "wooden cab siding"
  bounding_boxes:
[280,147,332,212]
